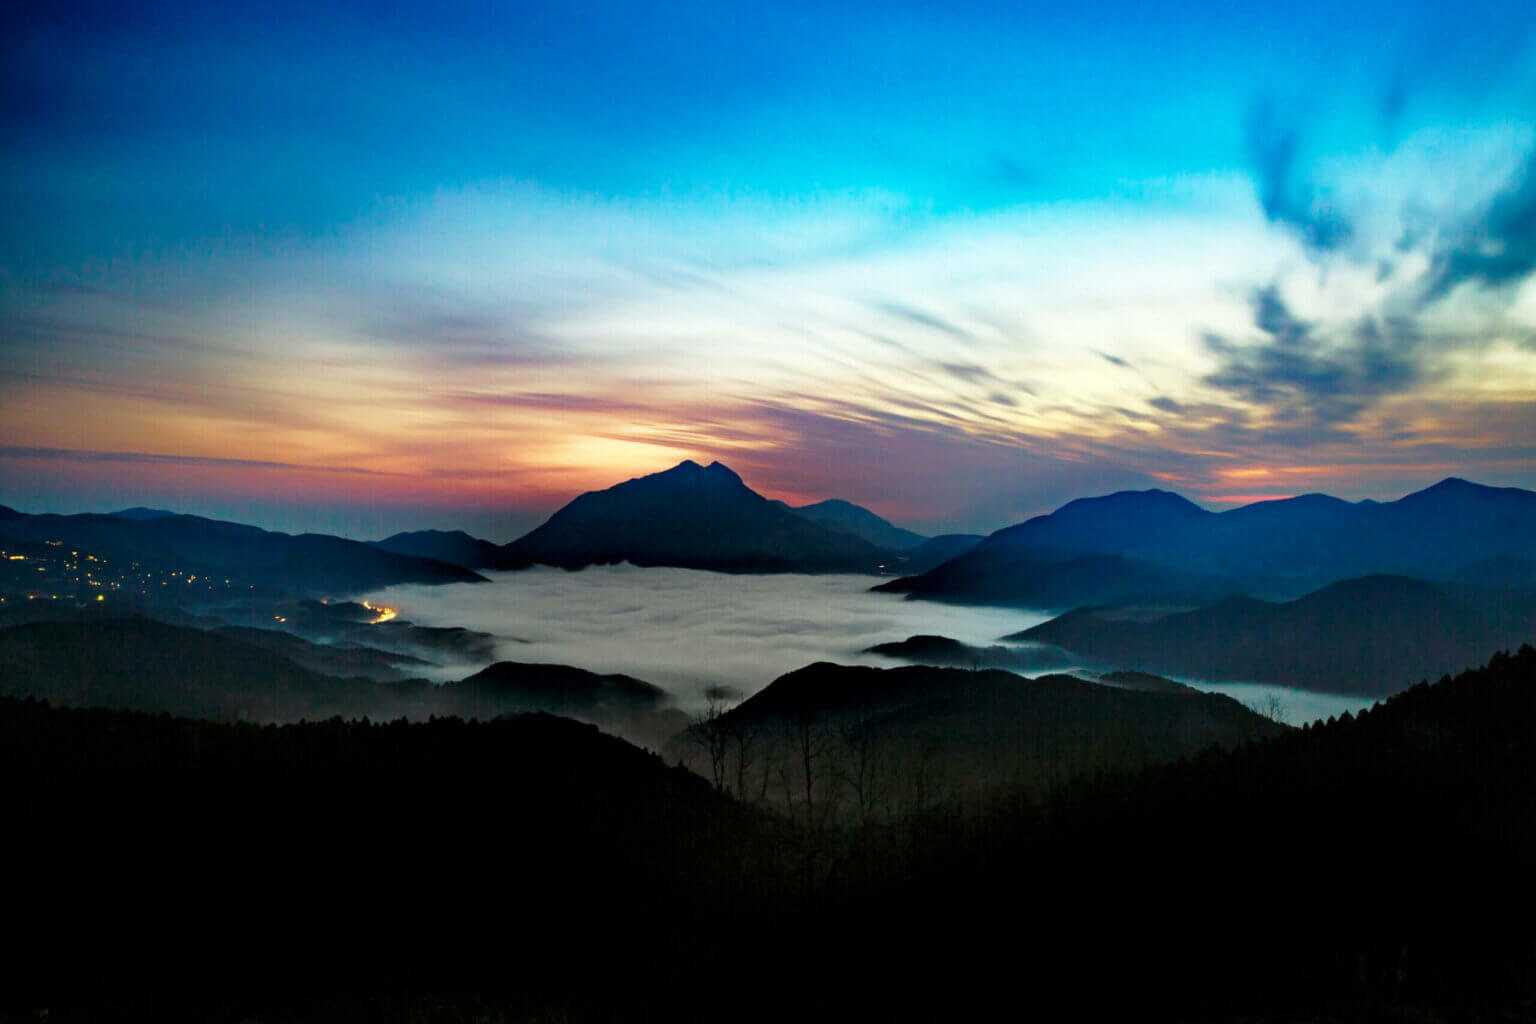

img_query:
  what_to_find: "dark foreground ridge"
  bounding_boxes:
[2,647,1533,1021]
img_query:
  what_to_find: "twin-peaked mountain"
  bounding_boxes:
[499,460,890,572]
[879,477,1536,610]
[373,460,967,575]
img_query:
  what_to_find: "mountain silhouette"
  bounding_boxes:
[874,549,1255,609]
[864,633,1071,672]
[1014,573,1536,695]
[454,660,665,711]
[773,498,928,550]
[371,528,508,570]
[110,506,177,519]
[882,477,1536,607]
[0,508,484,592]
[980,487,1211,558]
[894,532,984,573]
[499,460,888,572]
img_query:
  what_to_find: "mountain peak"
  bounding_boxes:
[1060,488,1207,512]
[1398,477,1535,505]
[111,506,178,520]
[499,459,885,572]
[653,459,745,487]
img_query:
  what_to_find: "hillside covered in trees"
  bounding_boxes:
[1,647,1533,1021]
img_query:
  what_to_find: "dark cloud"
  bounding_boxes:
[1244,100,1353,251]
[1098,352,1130,368]
[934,360,1000,385]
[1202,286,1425,434]
[1147,396,1183,414]
[873,301,975,343]
[1425,154,1536,298]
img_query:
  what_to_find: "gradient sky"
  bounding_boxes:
[4,0,1536,540]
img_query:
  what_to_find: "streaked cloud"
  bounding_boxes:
[2,1,1535,535]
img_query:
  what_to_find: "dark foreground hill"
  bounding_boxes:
[0,507,484,592]
[498,459,890,572]
[1016,574,1536,695]
[2,648,1533,1021]
[671,661,1281,815]
[0,702,760,1014]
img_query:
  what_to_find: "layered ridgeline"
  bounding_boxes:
[1015,574,1536,696]
[877,477,1536,609]
[0,616,686,747]
[497,460,917,573]
[0,505,484,592]
[9,648,1534,1020]
[372,460,975,574]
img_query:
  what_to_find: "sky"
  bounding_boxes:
[3,0,1536,540]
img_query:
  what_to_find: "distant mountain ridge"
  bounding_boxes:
[370,528,509,570]
[880,477,1536,609]
[498,460,892,573]
[0,508,484,593]
[772,498,928,550]
[1014,573,1536,695]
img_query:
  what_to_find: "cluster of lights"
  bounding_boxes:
[0,542,242,605]
[359,599,398,624]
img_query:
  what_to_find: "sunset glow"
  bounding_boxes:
[4,2,1536,538]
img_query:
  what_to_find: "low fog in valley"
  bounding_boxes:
[366,566,1048,705]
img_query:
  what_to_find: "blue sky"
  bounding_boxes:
[3,0,1536,538]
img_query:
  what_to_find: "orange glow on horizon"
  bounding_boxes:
[1205,494,1300,504]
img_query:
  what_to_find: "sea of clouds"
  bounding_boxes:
[363,565,1377,723]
